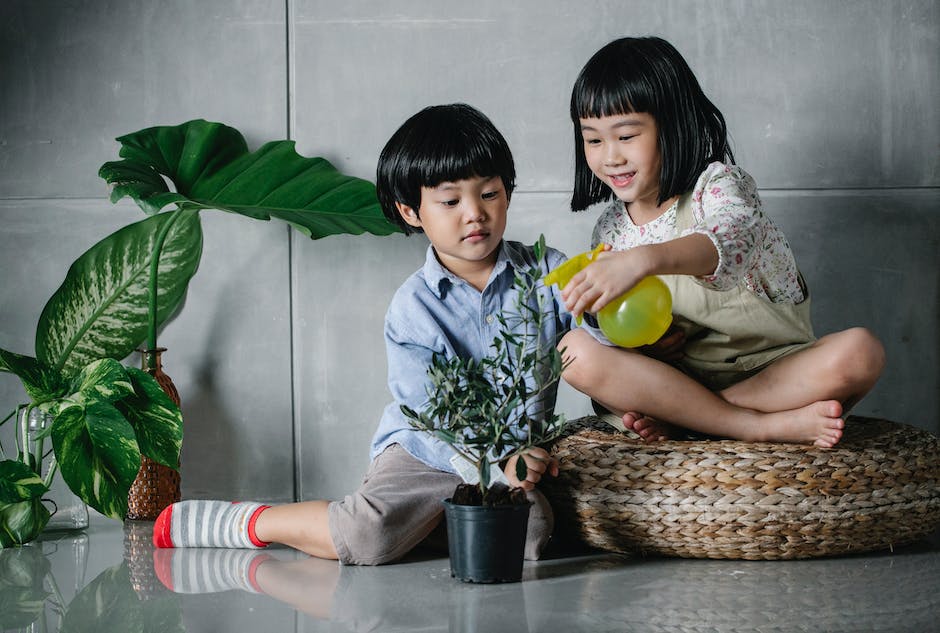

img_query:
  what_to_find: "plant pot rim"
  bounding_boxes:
[442,497,533,509]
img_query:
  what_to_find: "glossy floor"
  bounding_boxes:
[3,517,938,633]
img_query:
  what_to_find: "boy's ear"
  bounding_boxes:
[395,202,422,229]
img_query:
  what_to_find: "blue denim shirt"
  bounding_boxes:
[369,240,573,473]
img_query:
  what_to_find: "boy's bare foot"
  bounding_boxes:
[759,400,845,448]
[623,411,678,442]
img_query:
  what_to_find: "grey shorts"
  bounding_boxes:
[328,444,554,565]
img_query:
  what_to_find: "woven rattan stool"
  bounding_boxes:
[544,415,940,560]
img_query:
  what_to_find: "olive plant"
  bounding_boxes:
[401,237,570,504]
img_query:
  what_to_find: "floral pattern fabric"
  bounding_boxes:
[591,162,805,304]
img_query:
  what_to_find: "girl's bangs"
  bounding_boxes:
[573,69,654,120]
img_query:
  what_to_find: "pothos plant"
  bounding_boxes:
[0,120,399,546]
[401,237,570,505]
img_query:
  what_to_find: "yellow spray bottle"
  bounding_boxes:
[544,245,673,348]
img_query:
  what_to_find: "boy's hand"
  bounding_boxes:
[504,448,559,491]
[639,324,686,362]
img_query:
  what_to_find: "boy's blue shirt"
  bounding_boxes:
[370,240,573,474]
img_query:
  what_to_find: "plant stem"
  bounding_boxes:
[146,209,181,364]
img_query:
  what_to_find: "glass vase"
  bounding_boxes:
[125,348,182,521]
[25,408,90,532]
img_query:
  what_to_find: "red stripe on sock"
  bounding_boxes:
[153,504,175,548]
[246,553,273,593]
[247,505,272,547]
[152,550,176,591]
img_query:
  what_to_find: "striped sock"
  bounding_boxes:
[153,548,272,594]
[153,500,271,549]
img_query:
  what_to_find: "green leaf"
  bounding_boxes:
[71,358,134,404]
[116,368,182,469]
[35,210,202,378]
[51,402,140,520]
[515,453,529,482]
[0,499,50,548]
[60,564,144,633]
[0,461,48,504]
[0,546,51,627]
[0,349,67,403]
[99,119,401,239]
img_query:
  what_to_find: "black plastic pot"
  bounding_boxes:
[442,498,531,583]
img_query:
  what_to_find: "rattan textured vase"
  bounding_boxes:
[125,348,182,521]
[544,415,940,560]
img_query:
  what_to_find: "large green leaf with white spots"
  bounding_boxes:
[0,461,47,504]
[116,368,182,469]
[0,349,66,404]
[0,499,50,548]
[35,210,202,379]
[98,119,400,239]
[69,358,135,405]
[51,401,141,520]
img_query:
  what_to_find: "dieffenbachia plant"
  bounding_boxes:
[0,120,399,545]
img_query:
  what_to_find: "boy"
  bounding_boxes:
[153,104,573,565]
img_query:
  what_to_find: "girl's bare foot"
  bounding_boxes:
[759,400,845,448]
[623,411,678,442]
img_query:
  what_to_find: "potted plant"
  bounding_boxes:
[0,120,400,543]
[401,237,570,583]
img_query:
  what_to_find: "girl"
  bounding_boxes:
[559,37,885,447]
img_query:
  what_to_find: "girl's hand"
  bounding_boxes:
[562,247,653,318]
[504,448,559,491]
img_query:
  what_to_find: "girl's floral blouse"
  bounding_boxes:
[591,161,805,304]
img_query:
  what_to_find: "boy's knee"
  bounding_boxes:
[524,489,555,560]
[330,500,435,566]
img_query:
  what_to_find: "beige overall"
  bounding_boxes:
[659,194,816,391]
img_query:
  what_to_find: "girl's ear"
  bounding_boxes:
[395,201,422,229]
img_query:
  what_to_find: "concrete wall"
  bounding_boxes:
[1,1,937,504]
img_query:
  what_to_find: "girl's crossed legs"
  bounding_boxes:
[560,327,884,447]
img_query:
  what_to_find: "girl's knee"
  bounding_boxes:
[823,327,885,390]
[841,327,885,381]
[559,329,606,390]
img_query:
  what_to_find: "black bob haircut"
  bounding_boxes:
[570,36,734,212]
[376,103,516,234]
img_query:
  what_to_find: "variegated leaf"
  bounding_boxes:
[0,461,48,504]
[0,499,50,548]
[51,401,140,520]
[98,119,400,239]
[0,349,66,403]
[70,358,134,404]
[117,368,182,469]
[35,209,202,379]
[60,564,145,631]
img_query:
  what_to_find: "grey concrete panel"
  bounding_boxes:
[162,212,294,502]
[292,0,938,191]
[0,0,288,198]
[292,232,426,500]
[2,0,938,507]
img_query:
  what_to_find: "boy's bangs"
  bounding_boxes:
[415,132,505,187]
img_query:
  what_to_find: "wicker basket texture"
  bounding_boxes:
[544,415,940,560]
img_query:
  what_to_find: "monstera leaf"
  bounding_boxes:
[98,119,399,239]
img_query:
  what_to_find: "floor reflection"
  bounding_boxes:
[0,521,936,633]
